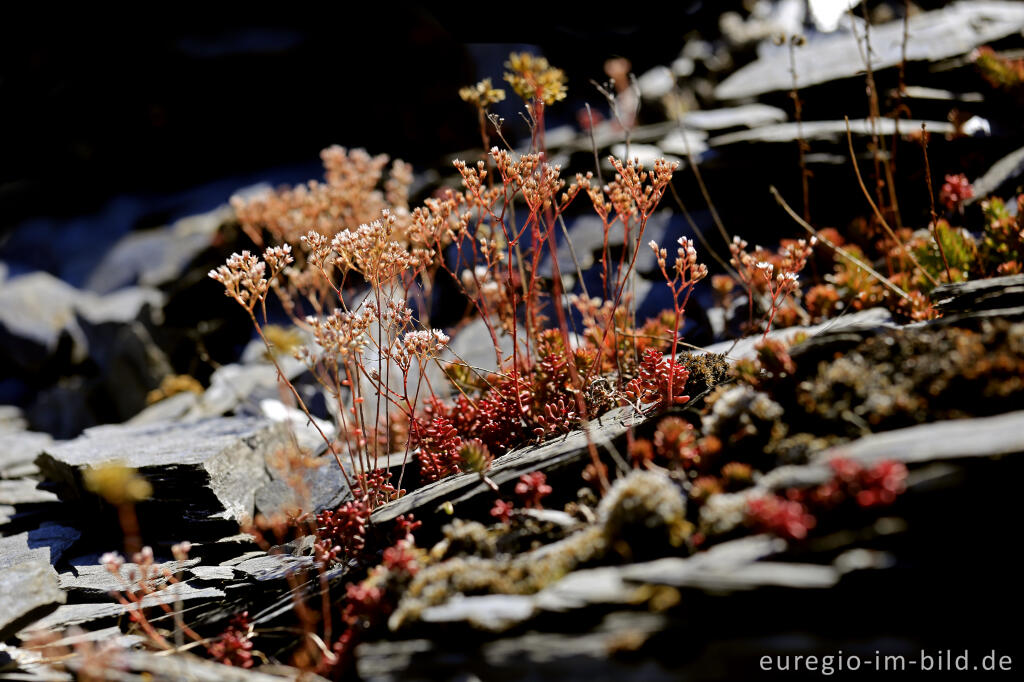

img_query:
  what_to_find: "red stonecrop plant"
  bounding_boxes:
[747,457,908,541]
[208,612,255,668]
[624,348,691,410]
[412,416,463,483]
[515,471,553,509]
[940,173,974,212]
[746,495,817,541]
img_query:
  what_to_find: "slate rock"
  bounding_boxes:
[65,649,330,682]
[708,118,955,147]
[968,144,1024,202]
[700,307,896,361]
[357,612,674,682]
[0,556,65,640]
[182,357,306,421]
[22,582,224,634]
[125,390,199,426]
[812,409,1024,468]
[0,406,28,433]
[716,1,1024,99]
[254,450,350,517]
[85,205,231,295]
[36,417,291,523]
[0,271,165,374]
[679,104,787,131]
[57,559,198,598]
[931,274,1024,314]
[0,479,60,506]
[0,431,52,479]
[637,65,675,99]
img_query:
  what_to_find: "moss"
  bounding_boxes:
[794,320,1024,436]
[678,352,731,397]
[390,471,689,629]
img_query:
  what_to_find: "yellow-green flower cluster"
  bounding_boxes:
[504,52,567,105]
[459,78,506,107]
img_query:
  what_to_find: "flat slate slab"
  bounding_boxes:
[35,417,290,522]
[715,1,1024,99]
[21,581,225,634]
[708,118,955,147]
[0,534,66,640]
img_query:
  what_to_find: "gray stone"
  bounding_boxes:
[968,145,1024,202]
[372,406,643,524]
[700,307,896,361]
[21,581,224,634]
[708,118,955,147]
[358,612,674,681]
[931,274,1024,314]
[85,205,231,295]
[637,65,675,99]
[58,559,198,598]
[0,271,165,375]
[254,450,350,516]
[0,406,28,432]
[608,144,681,171]
[0,431,51,478]
[812,409,1024,468]
[126,390,199,425]
[0,556,65,640]
[36,417,290,522]
[29,625,144,650]
[182,358,306,420]
[0,479,59,505]
[716,2,1024,99]
[65,649,329,682]
[420,594,536,630]
[622,557,839,592]
[679,104,787,131]
[187,565,238,581]
[231,552,314,581]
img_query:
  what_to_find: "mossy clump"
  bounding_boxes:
[795,319,1024,435]
[678,351,731,397]
[390,471,689,629]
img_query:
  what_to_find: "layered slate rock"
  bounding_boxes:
[931,274,1024,316]
[0,534,65,640]
[715,1,1024,100]
[0,271,165,376]
[35,417,291,526]
[84,205,232,295]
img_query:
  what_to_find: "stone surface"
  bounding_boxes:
[708,118,955,147]
[35,417,290,523]
[931,274,1024,314]
[22,582,224,634]
[701,307,896,361]
[85,205,231,295]
[716,2,1024,99]
[0,431,52,479]
[0,271,165,374]
[57,559,198,598]
[181,357,307,421]
[0,479,60,506]
[968,145,1024,202]
[679,104,787,131]
[64,649,330,682]
[0,552,65,640]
